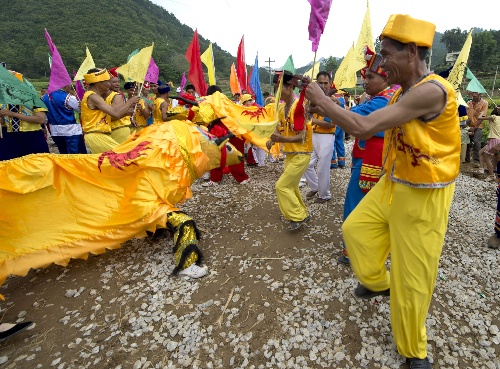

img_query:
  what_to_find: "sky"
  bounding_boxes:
[152,0,498,70]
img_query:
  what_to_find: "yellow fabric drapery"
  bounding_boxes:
[0,121,210,288]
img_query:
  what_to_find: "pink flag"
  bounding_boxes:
[144,58,159,83]
[73,72,85,101]
[307,0,333,52]
[180,72,187,91]
[45,29,72,94]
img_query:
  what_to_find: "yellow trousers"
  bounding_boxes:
[111,126,131,144]
[276,154,310,221]
[84,133,119,154]
[343,175,455,359]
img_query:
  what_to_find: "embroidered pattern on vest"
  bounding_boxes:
[395,128,439,167]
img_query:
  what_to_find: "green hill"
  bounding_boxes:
[1,0,239,88]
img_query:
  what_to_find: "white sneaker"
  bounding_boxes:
[178,264,208,278]
[202,172,210,180]
[299,180,306,188]
[240,179,250,185]
[202,180,219,187]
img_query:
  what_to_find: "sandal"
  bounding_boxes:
[485,175,497,182]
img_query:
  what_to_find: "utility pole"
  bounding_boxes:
[265,57,275,94]
[427,48,433,71]
[491,66,498,97]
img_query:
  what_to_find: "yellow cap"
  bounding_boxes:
[380,14,436,48]
[240,94,253,104]
[84,69,111,84]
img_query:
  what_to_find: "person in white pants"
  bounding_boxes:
[303,71,337,203]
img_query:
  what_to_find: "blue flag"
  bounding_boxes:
[249,54,264,106]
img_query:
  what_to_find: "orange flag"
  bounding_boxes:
[229,63,241,95]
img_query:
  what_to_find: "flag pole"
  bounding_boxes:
[310,51,318,81]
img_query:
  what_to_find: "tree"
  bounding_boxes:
[440,28,468,52]
[469,31,497,71]
[322,56,339,77]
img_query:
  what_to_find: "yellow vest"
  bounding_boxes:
[312,114,336,134]
[134,99,149,128]
[81,91,111,134]
[382,74,460,187]
[278,99,313,154]
[153,97,167,124]
[0,105,46,132]
[105,92,131,130]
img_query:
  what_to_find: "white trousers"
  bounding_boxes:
[303,133,335,199]
[253,146,267,167]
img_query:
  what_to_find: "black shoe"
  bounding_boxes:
[407,357,432,369]
[0,322,33,341]
[337,254,350,265]
[288,215,311,231]
[354,284,390,299]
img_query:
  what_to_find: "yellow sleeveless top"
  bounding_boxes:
[278,99,313,154]
[382,74,460,187]
[312,113,336,134]
[105,92,131,130]
[81,91,111,134]
[153,97,167,124]
[134,99,149,128]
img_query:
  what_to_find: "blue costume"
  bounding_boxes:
[42,90,87,154]
[331,95,346,168]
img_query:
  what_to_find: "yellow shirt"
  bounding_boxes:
[382,74,460,187]
[153,97,167,124]
[277,100,313,154]
[105,92,131,130]
[312,113,336,134]
[1,105,47,132]
[81,91,111,134]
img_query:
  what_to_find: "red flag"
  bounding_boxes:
[236,36,247,92]
[185,29,208,96]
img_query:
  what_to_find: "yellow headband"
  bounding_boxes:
[380,14,436,48]
[84,69,111,84]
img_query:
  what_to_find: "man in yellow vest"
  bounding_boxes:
[80,68,139,153]
[306,14,460,369]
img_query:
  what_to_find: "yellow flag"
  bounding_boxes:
[201,42,216,86]
[334,44,358,89]
[74,47,95,81]
[352,0,375,72]
[116,43,154,83]
[303,61,321,80]
[447,30,472,106]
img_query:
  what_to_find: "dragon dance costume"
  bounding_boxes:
[0,121,241,287]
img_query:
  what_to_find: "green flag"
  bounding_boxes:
[282,55,296,74]
[466,67,487,94]
[127,48,140,62]
[0,66,46,107]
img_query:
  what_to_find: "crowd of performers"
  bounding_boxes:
[1,12,497,368]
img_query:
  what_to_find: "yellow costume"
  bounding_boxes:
[81,91,118,154]
[266,100,313,222]
[343,74,460,359]
[153,97,169,124]
[132,99,149,133]
[0,121,242,287]
[105,92,131,144]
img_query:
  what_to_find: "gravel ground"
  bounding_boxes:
[0,140,499,369]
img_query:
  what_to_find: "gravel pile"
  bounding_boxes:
[0,141,498,368]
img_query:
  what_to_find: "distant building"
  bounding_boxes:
[446,52,461,66]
